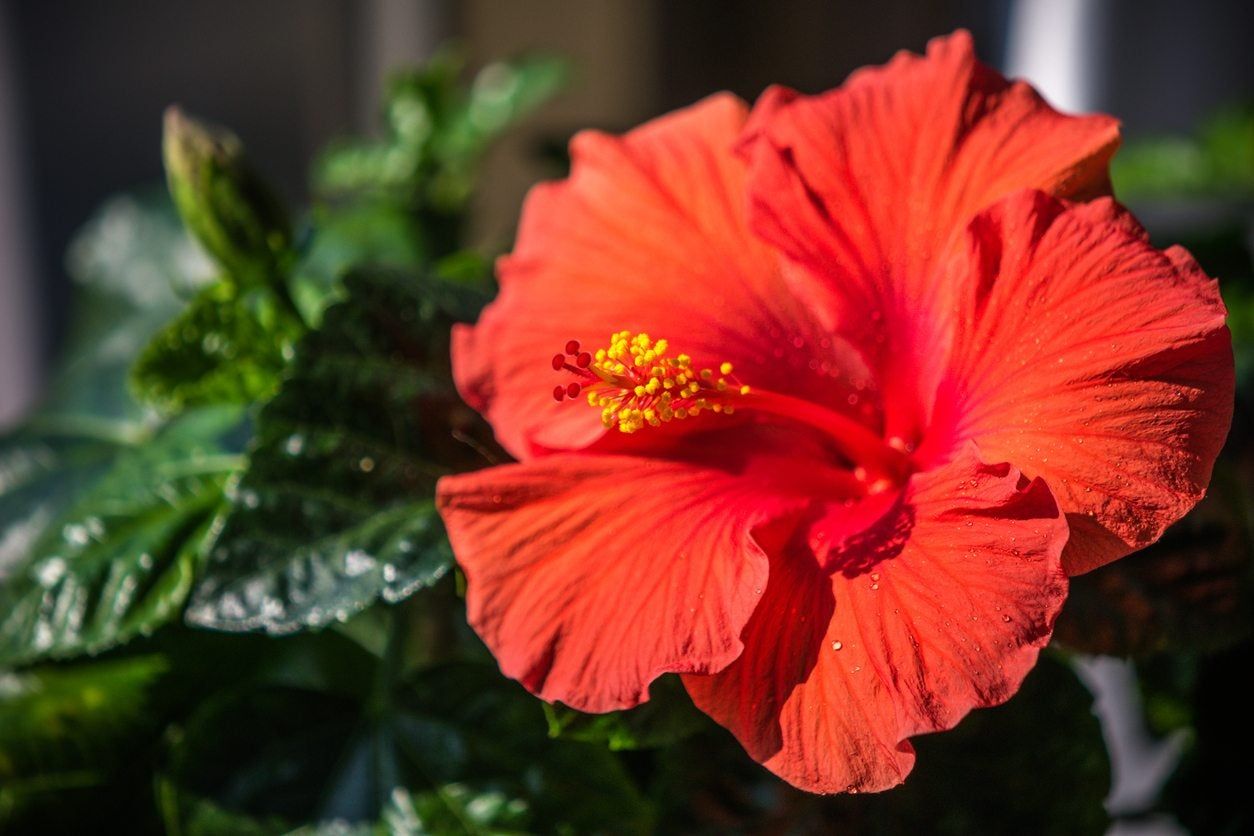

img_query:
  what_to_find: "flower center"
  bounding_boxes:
[552,331,909,487]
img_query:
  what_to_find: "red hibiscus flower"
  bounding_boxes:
[436,31,1233,793]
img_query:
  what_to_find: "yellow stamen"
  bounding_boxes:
[575,331,744,435]
[553,330,910,484]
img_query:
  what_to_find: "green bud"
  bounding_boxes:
[162,106,291,280]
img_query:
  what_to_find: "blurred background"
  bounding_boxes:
[2,0,1252,430]
[0,2,1252,833]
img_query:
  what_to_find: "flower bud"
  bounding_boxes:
[162,106,291,280]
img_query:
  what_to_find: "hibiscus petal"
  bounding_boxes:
[737,30,1120,441]
[931,191,1234,574]
[740,29,1119,295]
[682,449,1068,793]
[453,92,873,460]
[436,454,807,713]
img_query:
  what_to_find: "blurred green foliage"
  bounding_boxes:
[1112,107,1254,200]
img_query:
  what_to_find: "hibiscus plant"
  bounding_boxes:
[1,33,1250,835]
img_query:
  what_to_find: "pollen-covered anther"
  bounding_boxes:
[550,331,744,433]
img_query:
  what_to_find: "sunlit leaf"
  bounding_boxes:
[0,407,244,665]
[131,281,303,412]
[187,271,484,634]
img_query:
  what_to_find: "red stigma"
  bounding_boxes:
[552,341,598,398]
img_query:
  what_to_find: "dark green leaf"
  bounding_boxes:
[0,407,244,665]
[157,784,291,836]
[1222,279,1254,394]
[391,784,529,835]
[315,53,565,214]
[293,202,428,319]
[187,271,484,634]
[863,654,1111,834]
[131,281,303,411]
[1157,640,1254,835]
[0,656,167,827]
[650,655,1109,834]
[159,662,651,834]
[544,675,709,751]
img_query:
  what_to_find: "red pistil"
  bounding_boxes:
[552,340,600,401]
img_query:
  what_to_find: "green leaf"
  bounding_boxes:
[387,784,529,835]
[315,53,565,214]
[0,407,244,665]
[1221,279,1254,395]
[1112,106,1254,199]
[0,422,132,579]
[52,191,215,419]
[158,663,651,834]
[1158,639,1254,835]
[187,271,483,634]
[157,785,290,836]
[131,281,303,412]
[0,655,166,777]
[647,656,1109,833]
[544,674,709,751]
[861,654,1110,834]
[293,202,428,320]
[163,108,292,282]
[0,655,167,827]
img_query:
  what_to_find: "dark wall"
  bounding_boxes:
[1103,0,1254,135]
[5,0,357,359]
[655,0,1011,108]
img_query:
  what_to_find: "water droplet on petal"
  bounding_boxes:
[831,640,843,651]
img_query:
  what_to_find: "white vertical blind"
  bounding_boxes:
[1005,0,1107,112]
[0,5,38,430]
